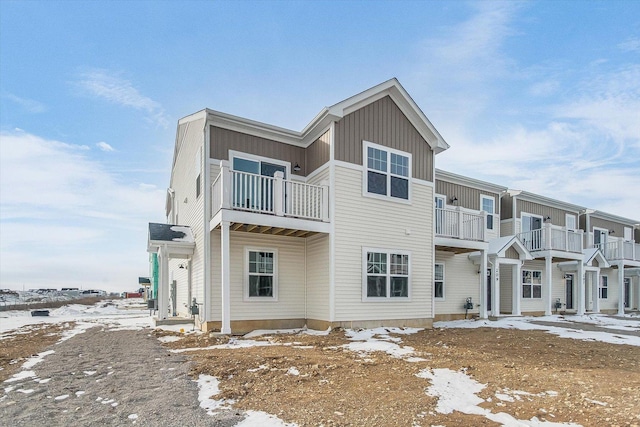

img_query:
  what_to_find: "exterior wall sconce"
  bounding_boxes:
[293,163,301,172]
[450,196,458,204]
[179,263,187,269]
[609,230,615,234]
[544,216,551,222]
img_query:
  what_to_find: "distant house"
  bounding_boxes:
[148,78,640,334]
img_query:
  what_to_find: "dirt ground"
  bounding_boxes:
[3,318,640,426]
[158,327,640,427]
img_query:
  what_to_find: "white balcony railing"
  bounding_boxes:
[435,207,486,242]
[518,224,583,254]
[211,161,329,222]
[596,239,640,262]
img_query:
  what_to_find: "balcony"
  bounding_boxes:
[596,240,640,263]
[435,206,487,246]
[210,161,330,235]
[517,224,583,255]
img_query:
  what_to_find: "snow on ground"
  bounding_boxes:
[417,368,580,426]
[435,315,640,347]
[343,327,426,361]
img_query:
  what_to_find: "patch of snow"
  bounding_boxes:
[584,398,607,406]
[38,378,51,384]
[55,394,69,401]
[248,365,268,373]
[22,349,55,369]
[172,338,274,353]
[342,327,419,359]
[84,371,97,376]
[196,374,234,415]
[76,391,85,396]
[234,410,298,426]
[17,388,35,394]
[157,335,182,343]
[435,316,640,347]
[417,368,581,426]
[4,370,36,383]
[128,414,138,420]
[286,367,300,376]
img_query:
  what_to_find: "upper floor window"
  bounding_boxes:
[624,227,632,241]
[481,195,495,230]
[565,214,577,231]
[363,141,411,201]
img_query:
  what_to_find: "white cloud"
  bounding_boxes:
[618,37,640,53]
[96,141,115,152]
[4,93,47,113]
[0,130,165,291]
[75,68,169,128]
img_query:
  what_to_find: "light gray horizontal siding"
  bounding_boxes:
[334,96,434,182]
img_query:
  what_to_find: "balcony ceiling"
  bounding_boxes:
[215,222,319,238]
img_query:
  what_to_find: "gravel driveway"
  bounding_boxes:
[1,327,244,427]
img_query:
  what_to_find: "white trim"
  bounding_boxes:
[203,124,212,323]
[434,262,445,300]
[244,247,279,302]
[334,159,363,171]
[599,274,608,299]
[361,247,412,301]
[624,226,633,242]
[435,169,507,194]
[565,213,577,231]
[481,194,495,231]
[362,140,412,204]
[412,177,435,187]
[328,122,336,322]
[520,212,544,233]
[305,161,330,182]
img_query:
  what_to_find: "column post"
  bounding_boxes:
[480,250,488,319]
[544,255,553,316]
[576,262,585,315]
[618,261,626,315]
[158,246,169,320]
[221,221,231,334]
[512,262,522,315]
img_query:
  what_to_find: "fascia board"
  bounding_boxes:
[435,169,507,194]
[591,210,640,227]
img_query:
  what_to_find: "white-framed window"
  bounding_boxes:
[434,263,445,299]
[593,227,608,251]
[244,248,278,300]
[481,195,495,230]
[435,195,446,235]
[363,141,411,202]
[363,248,410,300]
[624,227,632,241]
[522,270,542,299]
[195,146,203,199]
[565,214,577,231]
[599,275,608,299]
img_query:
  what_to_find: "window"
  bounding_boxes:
[230,151,289,211]
[593,228,608,251]
[364,141,411,201]
[434,263,444,299]
[565,214,577,231]
[246,249,277,299]
[481,195,495,230]
[435,195,446,235]
[363,249,410,299]
[522,270,542,299]
[599,275,608,299]
[624,227,632,241]
[196,174,201,198]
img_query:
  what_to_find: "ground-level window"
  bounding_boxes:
[434,263,445,299]
[599,275,608,299]
[364,249,410,299]
[363,141,411,201]
[246,249,277,299]
[522,270,542,299]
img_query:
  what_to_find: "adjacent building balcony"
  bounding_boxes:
[597,240,640,263]
[210,160,330,236]
[435,207,489,253]
[517,224,583,256]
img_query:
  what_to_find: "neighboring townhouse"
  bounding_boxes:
[148,79,639,333]
[580,210,640,314]
[148,79,449,333]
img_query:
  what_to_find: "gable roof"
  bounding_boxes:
[487,235,533,260]
[147,223,195,256]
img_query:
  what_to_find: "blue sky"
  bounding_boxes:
[1,0,639,292]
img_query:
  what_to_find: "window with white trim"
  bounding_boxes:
[364,141,411,201]
[624,227,632,241]
[434,263,445,299]
[246,249,277,299]
[599,275,608,299]
[522,270,542,299]
[363,249,410,299]
[565,214,577,231]
[481,195,495,230]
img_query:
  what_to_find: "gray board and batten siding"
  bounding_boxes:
[334,95,435,182]
[500,194,577,226]
[589,217,633,238]
[435,180,501,214]
[209,126,330,178]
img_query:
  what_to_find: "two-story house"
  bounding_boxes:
[148,79,448,333]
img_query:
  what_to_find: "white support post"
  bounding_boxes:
[481,211,488,242]
[321,180,330,222]
[544,222,552,250]
[220,160,231,210]
[220,221,231,334]
[491,260,500,317]
[480,250,488,319]
[544,255,553,316]
[273,171,284,216]
[592,270,600,313]
[158,246,169,320]
[618,262,626,315]
[576,262,585,315]
[512,262,522,315]
[457,206,464,239]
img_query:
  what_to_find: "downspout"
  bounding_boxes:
[203,119,211,327]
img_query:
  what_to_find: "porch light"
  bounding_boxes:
[179,263,187,269]
[293,163,301,172]
[450,196,458,204]
[544,216,551,222]
[609,230,615,234]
